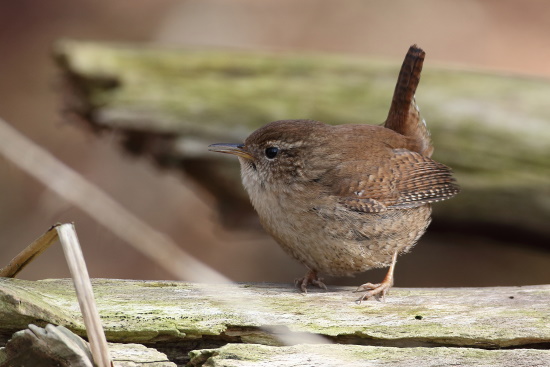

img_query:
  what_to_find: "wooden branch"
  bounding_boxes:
[54,40,550,236]
[0,279,549,365]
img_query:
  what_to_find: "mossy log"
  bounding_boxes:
[1,279,549,366]
[54,40,550,236]
[187,344,550,367]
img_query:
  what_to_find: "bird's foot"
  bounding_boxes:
[353,250,398,303]
[353,280,393,303]
[295,269,327,293]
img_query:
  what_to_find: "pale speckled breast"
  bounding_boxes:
[261,202,432,277]
[239,154,434,278]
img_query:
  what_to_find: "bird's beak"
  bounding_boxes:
[208,143,253,160]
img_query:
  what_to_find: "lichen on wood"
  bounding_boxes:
[1,279,549,366]
[1,279,549,348]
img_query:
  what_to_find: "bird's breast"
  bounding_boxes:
[239,160,432,277]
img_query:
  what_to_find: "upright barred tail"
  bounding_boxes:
[384,45,433,158]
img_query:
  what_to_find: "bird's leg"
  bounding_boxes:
[295,269,327,293]
[354,250,398,303]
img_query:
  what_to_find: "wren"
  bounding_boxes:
[209,45,459,302]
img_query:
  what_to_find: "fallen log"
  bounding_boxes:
[1,279,549,365]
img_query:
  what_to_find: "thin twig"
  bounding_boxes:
[0,224,60,277]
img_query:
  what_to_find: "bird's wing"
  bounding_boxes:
[334,148,460,213]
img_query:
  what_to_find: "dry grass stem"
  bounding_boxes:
[0,224,60,278]
[0,117,224,283]
[57,223,111,367]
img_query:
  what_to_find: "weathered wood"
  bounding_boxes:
[2,279,549,347]
[0,324,176,367]
[0,324,93,367]
[1,279,549,366]
[187,344,550,367]
[54,41,550,236]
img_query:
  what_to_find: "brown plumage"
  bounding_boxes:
[209,45,459,301]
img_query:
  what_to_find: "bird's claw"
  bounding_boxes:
[295,270,327,293]
[353,281,392,303]
[354,250,398,303]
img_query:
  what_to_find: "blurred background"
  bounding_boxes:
[1,0,549,287]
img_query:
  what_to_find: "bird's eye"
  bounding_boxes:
[265,147,279,159]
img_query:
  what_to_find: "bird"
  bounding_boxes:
[209,45,460,302]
